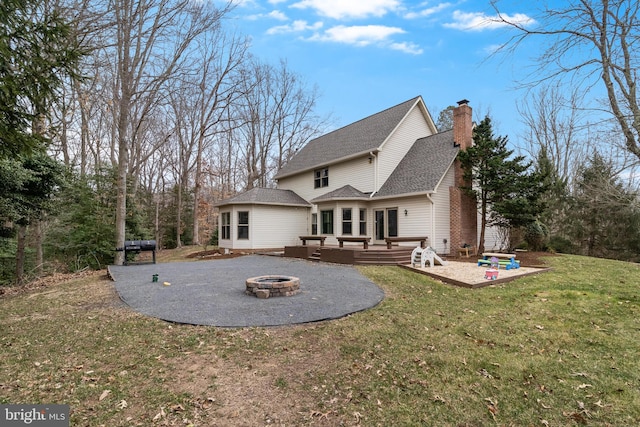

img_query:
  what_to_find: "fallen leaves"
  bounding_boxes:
[433,394,446,404]
[485,397,498,420]
[478,368,493,379]
[310,409,333,420]
[576,383,593,390]
[152,407,166,421]
[537,399,552,409]
[99,389,111,401]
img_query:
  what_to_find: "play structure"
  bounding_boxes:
[477,252,520,270]
[411,246,448,268]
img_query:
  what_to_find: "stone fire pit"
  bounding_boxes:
[245,275,300,298]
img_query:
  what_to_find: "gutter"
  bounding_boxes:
[426,193,436,250]
[369,151,378,198]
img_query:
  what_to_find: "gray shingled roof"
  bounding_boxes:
[214,187,310,207]
[310,185,371,203]
[274,96,422,179]
[374,130,459,198]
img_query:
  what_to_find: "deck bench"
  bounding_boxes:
[299,235,326,246]
[337,236,371,249]
[384,236,428,249]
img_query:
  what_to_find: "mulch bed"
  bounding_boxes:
[185,250,246,260]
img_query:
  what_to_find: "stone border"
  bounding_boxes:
[246,275,301,298]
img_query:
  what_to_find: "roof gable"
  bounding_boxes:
[275,96,434,180]
[374,129,459,198]
[310,185,370,203]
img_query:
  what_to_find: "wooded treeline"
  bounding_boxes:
[2,0,640,286]
[1,0,329,282]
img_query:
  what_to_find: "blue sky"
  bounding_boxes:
[227,0,546,146]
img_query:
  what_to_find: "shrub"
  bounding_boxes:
[547,235,576,254]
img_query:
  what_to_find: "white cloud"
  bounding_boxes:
[444,10,535,31]
[232,0,258,7]
[267,10,288,21]
[404,2,453,19]
[389,41,424,55]
[268,0,287,4]
[308,25,405,47]
[246,9,288,22]
[292,0,401,20]
[267,20,323,35]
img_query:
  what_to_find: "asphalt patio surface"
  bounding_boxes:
[108,255,385,327]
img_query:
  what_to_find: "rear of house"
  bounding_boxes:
[215,96,492,255]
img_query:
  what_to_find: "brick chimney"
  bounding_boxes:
[453,99,473,150]
[449,99,477,254]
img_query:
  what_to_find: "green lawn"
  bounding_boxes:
[1,254,639,426]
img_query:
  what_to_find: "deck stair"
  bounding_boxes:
[308,248,322,261]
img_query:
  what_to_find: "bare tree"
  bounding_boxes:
[188,32,248,245]
[517,84,590,183]
[109,0,234,264]
[234,59,325,190]
[491,0,640,161]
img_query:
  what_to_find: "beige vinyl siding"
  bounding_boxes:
[218,205,308,250]
[369,196,431,245]
[277,155,374,201]
[252,205,308,248]
[431,164,454,254]
[376,105,434,192]
[396,196,432,246]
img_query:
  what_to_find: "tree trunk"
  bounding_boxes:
[34,220,44,275]
[176,180,183,248]
[478,198,487,255]
[192,150,202,245]
[15,225,27,285]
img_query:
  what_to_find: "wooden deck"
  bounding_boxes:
[284,244,418,265]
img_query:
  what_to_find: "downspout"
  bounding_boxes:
[369,151,378,198]
[426,193,436,251]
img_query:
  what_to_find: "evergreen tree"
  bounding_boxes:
[533,147,575,252]
[0,0,82,158]
[567,153,640,261]
[458,117,545,251]
[45,167,155,270]
[0,153,65,283]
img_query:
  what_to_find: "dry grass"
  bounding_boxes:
[1,252,639,426]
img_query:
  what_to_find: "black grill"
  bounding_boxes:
[116,240,157,265]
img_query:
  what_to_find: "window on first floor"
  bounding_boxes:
[237,211,249,239]
[314,167,329,188]
[342,208,352,235]
[221,212,231,239]
[359,208,367,235]
[311,213,318,235]
[321,209,333,234]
